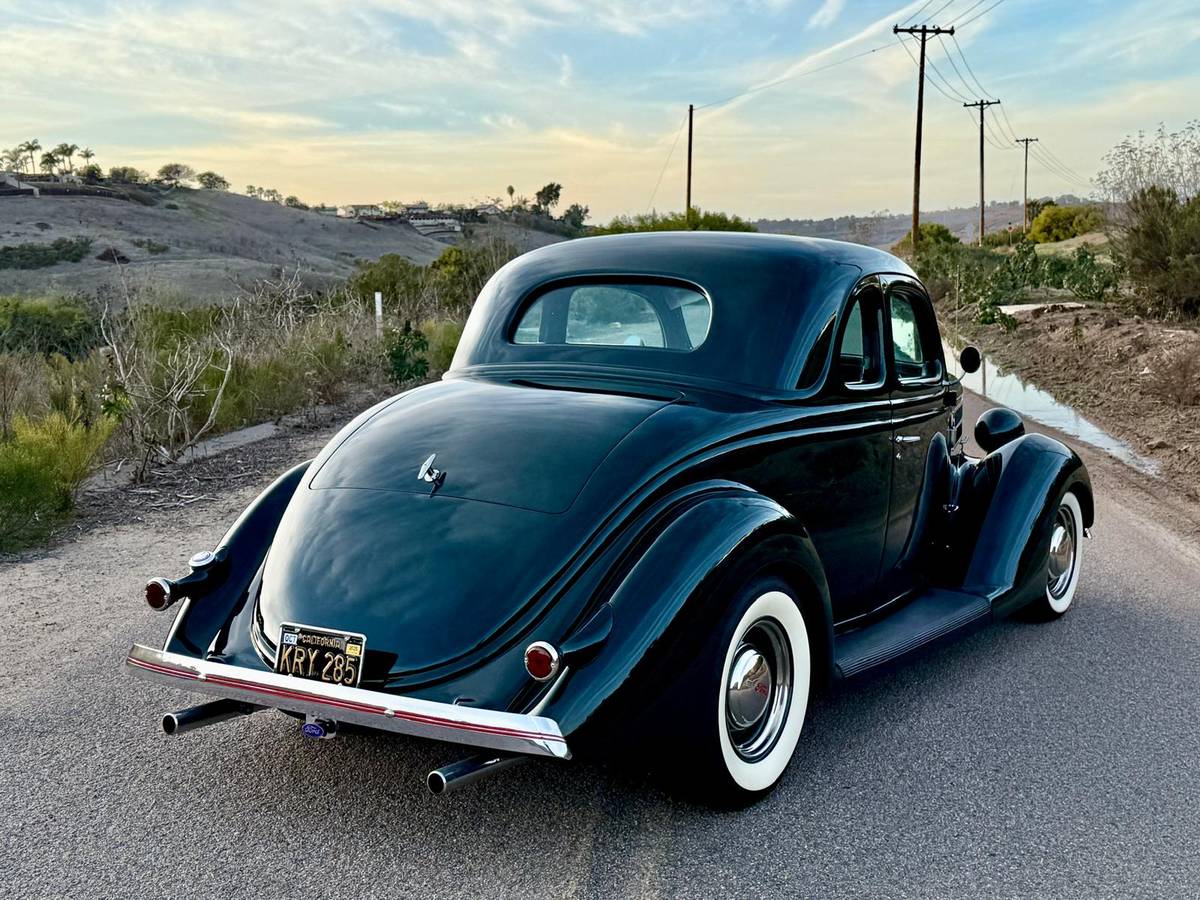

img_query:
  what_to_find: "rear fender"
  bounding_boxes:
[956,433,1092,616]
[165,460,310,656]
[541,485,831,739]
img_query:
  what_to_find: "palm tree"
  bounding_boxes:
[506,184,515,207]
[25,139,41,174]
[39,151,58,174]
[79,147,95,168]
[54,143,78,173]
[1,148,23,172]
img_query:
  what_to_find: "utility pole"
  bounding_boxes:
[893,23,954,253]
[964,98,1001,245]
[685,103,694,228]
[1015,137,1038,232]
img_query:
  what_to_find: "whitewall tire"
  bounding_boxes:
[1036,490,1083,618]
[716,589,811,793]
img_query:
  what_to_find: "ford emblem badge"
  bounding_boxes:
[301,721,326,739]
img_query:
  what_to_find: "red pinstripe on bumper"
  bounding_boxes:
[124,644,571,758]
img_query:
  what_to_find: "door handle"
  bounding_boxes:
[893,434,922,444]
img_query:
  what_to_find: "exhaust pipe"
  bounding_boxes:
[162,699,260,735]
[427,753,523,795]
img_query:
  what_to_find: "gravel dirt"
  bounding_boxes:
[1,393,1198,899]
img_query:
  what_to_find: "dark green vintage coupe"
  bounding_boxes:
[127,232,1091,804]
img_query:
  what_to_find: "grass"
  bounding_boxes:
[0,413,114,552]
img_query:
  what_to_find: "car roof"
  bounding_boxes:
[450,231,918,392]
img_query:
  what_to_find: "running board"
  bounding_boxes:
[833,588,991,679]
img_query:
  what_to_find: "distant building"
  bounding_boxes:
[336,204,384,219]
[406,213,463,237]
[474,202,503,217]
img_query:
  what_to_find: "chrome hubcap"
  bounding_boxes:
[1047,505,1076,599]
[725,617,792,762]
[726,646,772,730]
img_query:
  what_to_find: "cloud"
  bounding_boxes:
[558,53,573,88]
[806,0,845,29]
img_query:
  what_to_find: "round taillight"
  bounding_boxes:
[145,578,173,611]
[524,641,560,682]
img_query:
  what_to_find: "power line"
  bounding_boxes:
[949,32,994,98]
[995,102,1021,143]
[983,110,1014,150]
[936,33,978,99]
[1029,141,1088,186]
[921,0,959,24]
[947,0,989,26]
[1038,142,1091,185]
[957,0,1009,28]
[901,0,936,27]
[646,110,688,213]
[897,34,971,103]
[1029,145,1090,190]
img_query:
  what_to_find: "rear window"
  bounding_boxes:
[513,282,711,351]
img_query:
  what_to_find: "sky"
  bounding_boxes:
[2,0,1198,222]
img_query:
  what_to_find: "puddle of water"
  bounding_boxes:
[943,342,1160,476]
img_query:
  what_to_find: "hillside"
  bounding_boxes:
[757,195,1090,247]
[0,188,559,302]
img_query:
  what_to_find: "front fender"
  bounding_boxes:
[541,485,831,739]
[957,433,1092,616]
[165,460,311,656]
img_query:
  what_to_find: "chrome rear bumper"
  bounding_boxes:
[125,644,571,760]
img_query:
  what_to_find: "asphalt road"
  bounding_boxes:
[2,393,1198,899]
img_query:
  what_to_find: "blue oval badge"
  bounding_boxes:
[301,721,326,739]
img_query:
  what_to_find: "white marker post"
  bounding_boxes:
[374,291,383,338]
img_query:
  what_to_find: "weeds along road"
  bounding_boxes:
[1,393,1198,899]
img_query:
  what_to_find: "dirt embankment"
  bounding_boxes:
[953,303,1200,502]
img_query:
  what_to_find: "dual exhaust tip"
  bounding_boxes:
[161,699,521,794]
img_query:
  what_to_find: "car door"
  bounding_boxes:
[879,279,950,601]
[788,279,894,621]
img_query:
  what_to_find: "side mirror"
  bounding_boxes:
[974,407,1025,453]
[959,346,981,374]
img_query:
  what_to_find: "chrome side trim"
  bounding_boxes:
[125,644,571,760]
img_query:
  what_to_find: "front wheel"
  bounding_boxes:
[666,576,812,806]
[1028,489,1084,619]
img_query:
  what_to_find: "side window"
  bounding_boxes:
[836,289,885,390]
[889,293,939,381]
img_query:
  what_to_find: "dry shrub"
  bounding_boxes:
[1150,348,1200,406]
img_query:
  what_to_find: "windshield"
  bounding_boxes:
[512,282,711,351]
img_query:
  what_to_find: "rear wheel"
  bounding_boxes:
[1028,490,1083,619]
[665,575,812,806]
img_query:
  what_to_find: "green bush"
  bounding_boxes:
[1029,205,1105,243]
[0,412,114,551]
[349,240,520,321]
[0,297,100,358]
[384,322,428,383]
[592,209,756,235]
[1062,246,1117,303]
[1110,186,1200,318]
[0,237,93,270]
[891,222,960,256]
[420,319,464,375]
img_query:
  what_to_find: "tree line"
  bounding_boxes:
[2,140,95,176]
